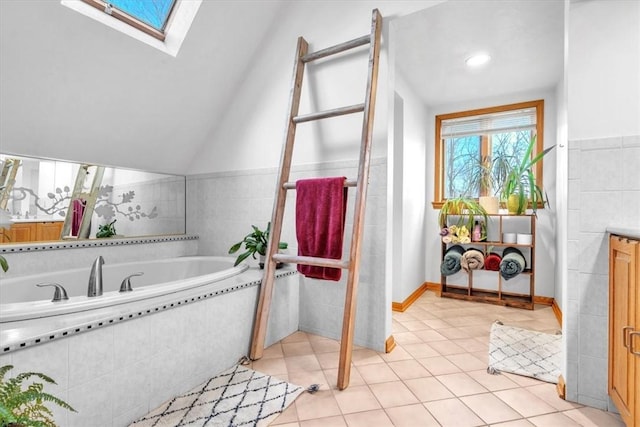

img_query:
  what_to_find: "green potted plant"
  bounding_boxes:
[0,365,76,426]
[500,135,555,215]
[438,196,488,232]
[467,154,512,214]
[228,222,288,268]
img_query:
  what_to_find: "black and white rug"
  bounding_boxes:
[130,364,303,427]
[487,321,561,384]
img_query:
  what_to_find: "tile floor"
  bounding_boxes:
[251,291,624,427]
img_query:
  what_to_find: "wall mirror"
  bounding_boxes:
[0,154,186,244]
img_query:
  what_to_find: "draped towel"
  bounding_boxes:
[484,252,502,271]
[461,248,485,273]
[500,247,526,280]
[440,245,465,276]
[295,177,347,281]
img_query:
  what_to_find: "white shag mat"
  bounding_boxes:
[130,364,303,427]
[488,321,561,384]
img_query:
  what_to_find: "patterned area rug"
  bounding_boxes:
[130,364,303,427]
[488,321,561,384]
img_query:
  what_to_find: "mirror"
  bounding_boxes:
[0,154,186,243]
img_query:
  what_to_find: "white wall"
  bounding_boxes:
[565,0,640,409]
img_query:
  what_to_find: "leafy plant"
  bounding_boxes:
[500,135,555,214]
[467,154,513,197]
[228,222,288,267]
[438,196,488,231]
[0,256,7,273]
[95,219,117,238]
[0,365,75,427]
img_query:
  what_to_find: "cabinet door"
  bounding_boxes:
[36,222,63,241]
[609,236,637,426]
[9,223,36,242]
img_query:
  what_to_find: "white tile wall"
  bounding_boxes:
[566,135,640,408]
[187,158,388,351]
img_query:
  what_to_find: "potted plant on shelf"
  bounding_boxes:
[467,155,512,214]
[500,135,555,215]
[438,196,488,238]
[228,222,288,269]
[0,364,76,426]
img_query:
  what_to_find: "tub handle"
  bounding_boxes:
[36,283,69,302]
[120,272,144,292]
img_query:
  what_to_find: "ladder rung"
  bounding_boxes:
[283,179,357,190]
[293,103,365,124]
[302,35,370,63]
[271,254,349,269]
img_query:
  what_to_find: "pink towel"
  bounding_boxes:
[295,177,347,281]
[71,198,85,237]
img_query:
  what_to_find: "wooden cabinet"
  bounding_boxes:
[1,221,64,243]
[440,214,535,310]
[609,234,639,427]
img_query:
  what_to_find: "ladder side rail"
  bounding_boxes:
[250,37,309,360]
[337,8,383,390]
[302,34,370,63]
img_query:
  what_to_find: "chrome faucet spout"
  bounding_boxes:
[88,256,105,297]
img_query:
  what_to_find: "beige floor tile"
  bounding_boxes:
[412,329,448,342]
[561,407,626,426]
[421,318,453,329]
[343,409,394,427]
[284,355,322,373]
[384,403,440,426]
[438,327,472,339]
[270,423,299,427]
[392,331,423,345]
[405,307,438,320]
[494,388,556,417]
[355,363,399,384]
[351,348,385,366]
[368,381,420,408]
[467,370,520,391]
[386,359,431,380]
[392,321,409,333]
[300,415,346,427]
[446,353,487,371]
[452,337,489,352]
[525,383,583,411]
[393,312,419,322]
[403,377,454,402]
[251,357,288,376]
[428,339,466,356]
[315,352,340,370]
[271,401,299,425]
[436,372,488,396]
[417,355,462,375]
[262,343,284,359]
[379,345,414,362]
[323,367,366,389]
[461,393,522,424]
[309,338,341,354]
[295,390,342,421]
[490,419,535,427]
[502,373,546,387]
[470,350,489,364]
[287,369,331,392]
[399,320,432,331]
[527,412,581,426]
[425,397,485,427]
[283,341,315,357]
[282,331,310,343]
[444,315,483,327]
[464,324,492,337]
[402,342,440,359]
[333,385,382,414]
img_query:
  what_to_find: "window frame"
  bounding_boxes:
[432,99,545,209]
[81,0,176,41]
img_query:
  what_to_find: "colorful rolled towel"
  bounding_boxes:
[484,252,502,271]
[500,247,526,280]
[461,248,485,272]
[441,245,465,276]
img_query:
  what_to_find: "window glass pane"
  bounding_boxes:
[443,135,481,199]
[109,0,175,31]
[490,131,533,195]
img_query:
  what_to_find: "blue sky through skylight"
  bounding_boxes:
[109,0,175,31]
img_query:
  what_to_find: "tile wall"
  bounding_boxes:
[566,135,640,408]
[187,158,388,351]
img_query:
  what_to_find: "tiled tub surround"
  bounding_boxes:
[566,135,640,409]
[0,267,300,427]
[187,158,388,351]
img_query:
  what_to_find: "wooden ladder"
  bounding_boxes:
[249,8,382,390]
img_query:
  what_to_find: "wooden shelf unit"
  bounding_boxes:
[440,214,536,310]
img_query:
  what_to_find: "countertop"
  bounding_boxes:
[10,218,65,223]
[607,227,640,240]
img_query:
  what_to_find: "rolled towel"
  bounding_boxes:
[484,252,502,271]
[441,245,465,276]
[500,247,526,280]
[461,248,485,272]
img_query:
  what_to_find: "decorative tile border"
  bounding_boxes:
[0,235,198,254]
[1,269,297,354]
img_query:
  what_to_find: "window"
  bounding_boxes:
[433,100,544,208]
[82,0,176,40]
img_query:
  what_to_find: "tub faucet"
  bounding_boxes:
[88,256,105,297]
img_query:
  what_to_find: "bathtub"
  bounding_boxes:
[0,256,249,323]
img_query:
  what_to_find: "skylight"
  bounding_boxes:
[108,0,176,32]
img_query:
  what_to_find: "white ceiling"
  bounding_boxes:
[393,0,565,107]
